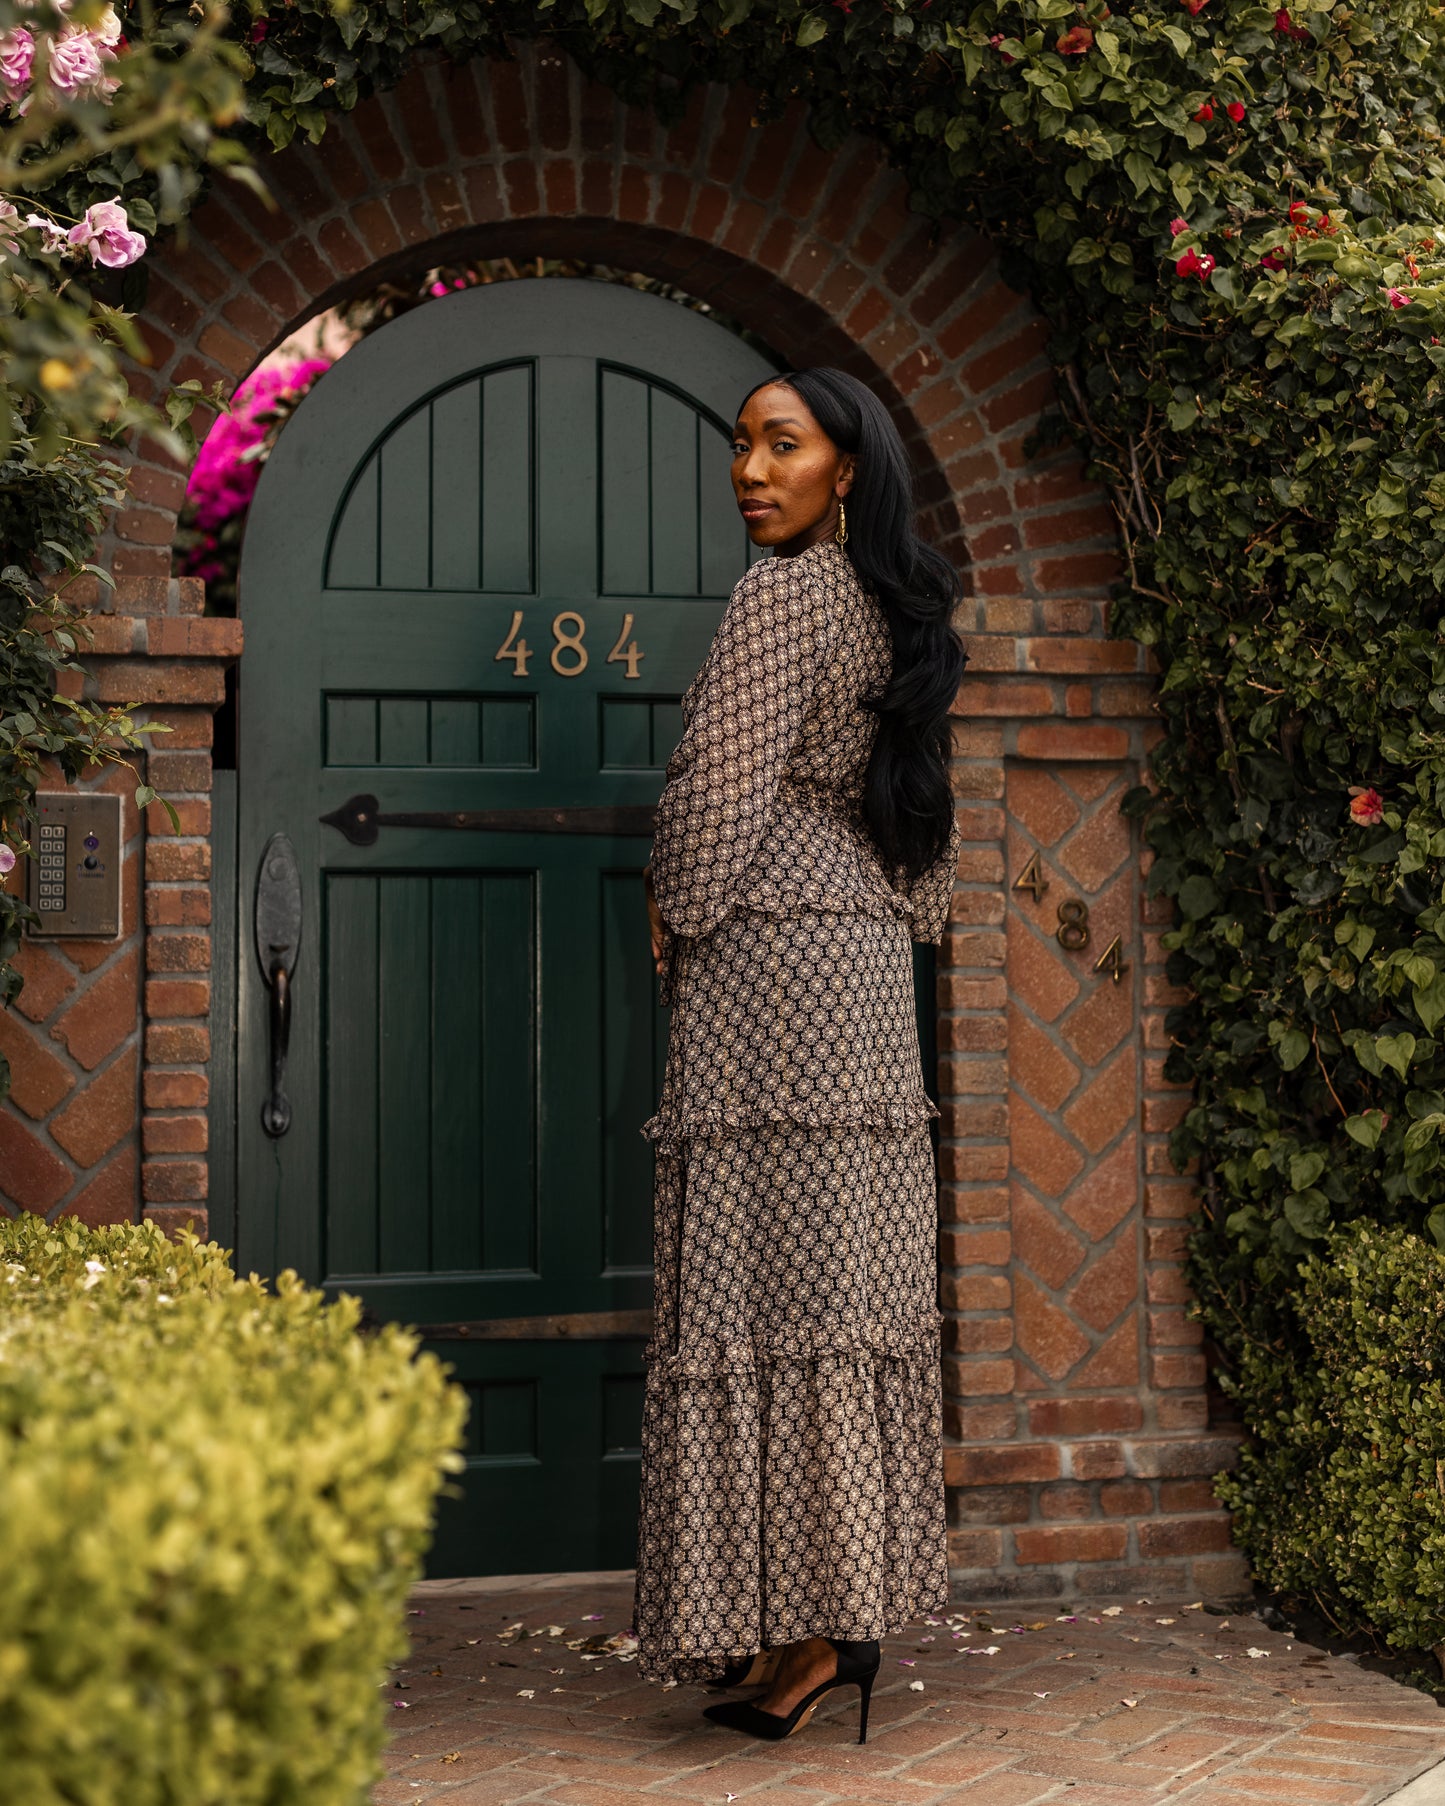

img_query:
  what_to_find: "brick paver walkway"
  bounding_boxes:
[376,1574,1445,1806]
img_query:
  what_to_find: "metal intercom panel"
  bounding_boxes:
[24,792,124,939]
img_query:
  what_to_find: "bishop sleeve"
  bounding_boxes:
[904,806,961,946]
[649,555,837,941]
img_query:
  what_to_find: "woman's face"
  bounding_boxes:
[730,382,854,557]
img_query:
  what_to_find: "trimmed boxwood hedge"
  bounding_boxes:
[1217,1221,1445,1653]
[0,1216,465,1806]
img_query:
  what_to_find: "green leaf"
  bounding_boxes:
[794,13,827,45]
[1178,874,1220,920]
[1283,1189,1329,1238]
[1344,1111,1386,1150]
[1376,1033,1417,1079]
[1278,1029,1311,1072]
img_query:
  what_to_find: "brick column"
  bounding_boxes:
[938,634,1247,1603]
[0,580,239,1233]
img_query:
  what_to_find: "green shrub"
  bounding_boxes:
[1218,1222,1445,1653]
[0,1218,466,1806]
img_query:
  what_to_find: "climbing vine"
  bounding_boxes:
[7,0,1445,1633]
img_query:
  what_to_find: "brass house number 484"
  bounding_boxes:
[494,609,644,679]
[1011,852,1129,985]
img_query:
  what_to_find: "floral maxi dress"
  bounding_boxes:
[636,537,961,1685]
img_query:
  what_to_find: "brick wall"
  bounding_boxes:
[0,41,1243,1596]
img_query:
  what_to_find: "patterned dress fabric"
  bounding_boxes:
[636,537,961,1686]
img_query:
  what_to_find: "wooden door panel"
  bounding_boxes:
[426,1341,646,1576]
[326,362,537,594]
[236,282,779,1575]
[323,869,540,1281]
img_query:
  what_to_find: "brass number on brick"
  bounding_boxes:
[1012,850,1049,903]
[551,611,589,677]
[494,609,532,677]
[1094,934,1128,985]
[606,613,644,679]
[1056,897,1090,951]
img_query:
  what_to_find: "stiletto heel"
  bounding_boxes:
[702,1638,881,1742]
[856,1665,875,1744]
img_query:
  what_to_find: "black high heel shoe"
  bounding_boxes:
[709,1648,782,1690]
[702,1638,881,1744]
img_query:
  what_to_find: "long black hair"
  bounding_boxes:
[741,366,967,882]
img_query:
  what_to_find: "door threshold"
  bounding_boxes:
[411,1567,636,1596]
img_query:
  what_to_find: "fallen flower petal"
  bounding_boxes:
[1101,1606,1123,1616]
[1246,1647,1270,1658]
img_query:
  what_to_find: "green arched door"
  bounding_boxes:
[236,281,774,1575]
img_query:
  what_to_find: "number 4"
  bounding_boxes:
[1012,851,1048,902]
[495,610,531,677]
[607,612,643,680]
[1094,935,1129,984]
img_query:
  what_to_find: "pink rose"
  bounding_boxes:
[1385,287,1412,308]
[67,199,146,269]
[23,211,68,253]
[0,27,33,105]
[48,26,106,94]
[0,845,15,878]
[1348,788,1384,826]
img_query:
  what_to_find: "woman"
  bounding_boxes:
[636,366,966,1745]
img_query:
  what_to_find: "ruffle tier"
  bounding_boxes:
[633,1336,949,1685]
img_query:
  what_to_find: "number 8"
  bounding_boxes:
[551,611,588,677]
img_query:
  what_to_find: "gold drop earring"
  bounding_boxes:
[835,498,848,546]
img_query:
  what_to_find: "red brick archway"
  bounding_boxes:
[0,41,1242,1604]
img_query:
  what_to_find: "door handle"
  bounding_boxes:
[254,833,302,1138]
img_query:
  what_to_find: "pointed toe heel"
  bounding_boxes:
[702,1639,881,1745]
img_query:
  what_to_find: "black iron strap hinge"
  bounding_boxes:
[321,792,658,846]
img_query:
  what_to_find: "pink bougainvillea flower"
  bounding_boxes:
[1348,787,1384,825]
[1175,248,1215,279]
[1260,251,1286,270]
[0,845,15,878]
[1182,0,1208,14]
[1287,200,1309,223]
[1226,100,1246,122]
[0,200,19,255]
[989,31,1016,62]
[1384,287,1412,308]
[0,26,34,105]
[1193,100,1214,121]
[1169,216,1190,237]
[183,356,332,537]
[1056,24,1094,52]
[67,199,146,269]
[250,14,268,39]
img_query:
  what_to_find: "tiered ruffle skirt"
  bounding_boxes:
[634,907,949,1685]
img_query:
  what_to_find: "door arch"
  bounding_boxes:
[236,280,774,1574]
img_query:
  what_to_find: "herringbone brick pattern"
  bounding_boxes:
[374,1577,1444,1806]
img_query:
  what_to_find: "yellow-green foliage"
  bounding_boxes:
[0,1216,467,1806]
[1217,1223,1445,1652]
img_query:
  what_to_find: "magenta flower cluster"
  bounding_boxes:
[182,357,331,583]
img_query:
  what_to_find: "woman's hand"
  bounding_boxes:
[643,864,667,975]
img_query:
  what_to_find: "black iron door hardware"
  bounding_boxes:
[320,792,657,847]
[254,832,302,1138]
